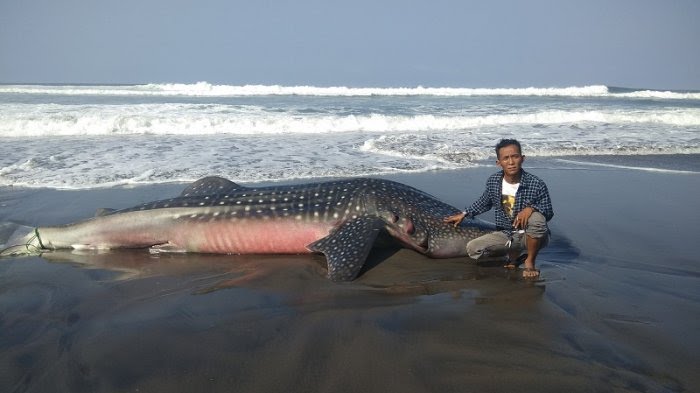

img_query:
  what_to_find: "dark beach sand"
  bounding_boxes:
[1,156,698,393]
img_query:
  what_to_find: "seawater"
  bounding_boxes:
[0,83,698,189]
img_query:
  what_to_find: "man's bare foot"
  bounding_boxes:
[522,267,540,279]
[522,257,540,279]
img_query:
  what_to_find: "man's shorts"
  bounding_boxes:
[466,212,549,260]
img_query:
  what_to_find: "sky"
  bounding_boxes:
[1,0,699,89]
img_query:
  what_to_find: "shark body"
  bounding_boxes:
[10,177,492,281]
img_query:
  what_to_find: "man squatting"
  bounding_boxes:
[444,139,554,278]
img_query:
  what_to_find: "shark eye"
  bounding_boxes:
[386,212,399,223]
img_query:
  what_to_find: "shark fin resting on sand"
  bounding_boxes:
[1,177,493,281]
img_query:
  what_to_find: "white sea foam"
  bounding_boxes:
[615,90,700,100]
[1,103,699,137]
[554,159,700,174]
[1,133,697,189]
[1,84,698,189]
[1,83,699,99]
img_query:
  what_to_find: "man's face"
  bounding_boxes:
[496,144,524,177]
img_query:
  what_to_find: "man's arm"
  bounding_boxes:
[514,179,553,228]
[466,187,494,217]
[528,182,553,221]
[444,186,494,227]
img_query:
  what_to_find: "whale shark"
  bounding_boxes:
[2,177,492,281]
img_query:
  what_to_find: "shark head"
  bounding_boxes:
[362,179,491,259]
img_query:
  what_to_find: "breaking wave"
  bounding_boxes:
[2,83,699,99]
[2,104,699,137]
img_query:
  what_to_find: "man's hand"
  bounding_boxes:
[513,207,534,230]
[444,212,467,228]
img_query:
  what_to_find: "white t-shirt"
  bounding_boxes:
[501,179,520,218]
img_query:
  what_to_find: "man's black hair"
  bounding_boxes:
[495,138,522,158]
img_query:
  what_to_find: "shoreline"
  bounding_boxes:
[1,155,698,392]
[1,153,698,191]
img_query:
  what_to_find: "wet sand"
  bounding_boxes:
[0,156,698,392]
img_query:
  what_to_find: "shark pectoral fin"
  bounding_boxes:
[308,216,385,282]
[149,242,187,253]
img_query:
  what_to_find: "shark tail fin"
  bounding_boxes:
[0,224,43,257]
[95,208,118,217]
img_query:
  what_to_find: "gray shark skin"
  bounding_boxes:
[8,177,493,281]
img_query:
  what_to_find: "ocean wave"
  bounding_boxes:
[2,145,697,190]
[2,82,699,99]
[2,103,699,137]
[615,90,700,100]
[553,158,700,174]
[361,135,700,166]
[2,131,697,189]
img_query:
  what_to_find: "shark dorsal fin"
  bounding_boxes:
[180,176,246,197]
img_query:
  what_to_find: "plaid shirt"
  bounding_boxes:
[465,170,553,232]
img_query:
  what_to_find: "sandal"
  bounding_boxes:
[504,254,528,269]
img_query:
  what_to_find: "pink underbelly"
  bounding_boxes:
[170,219,334,254]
